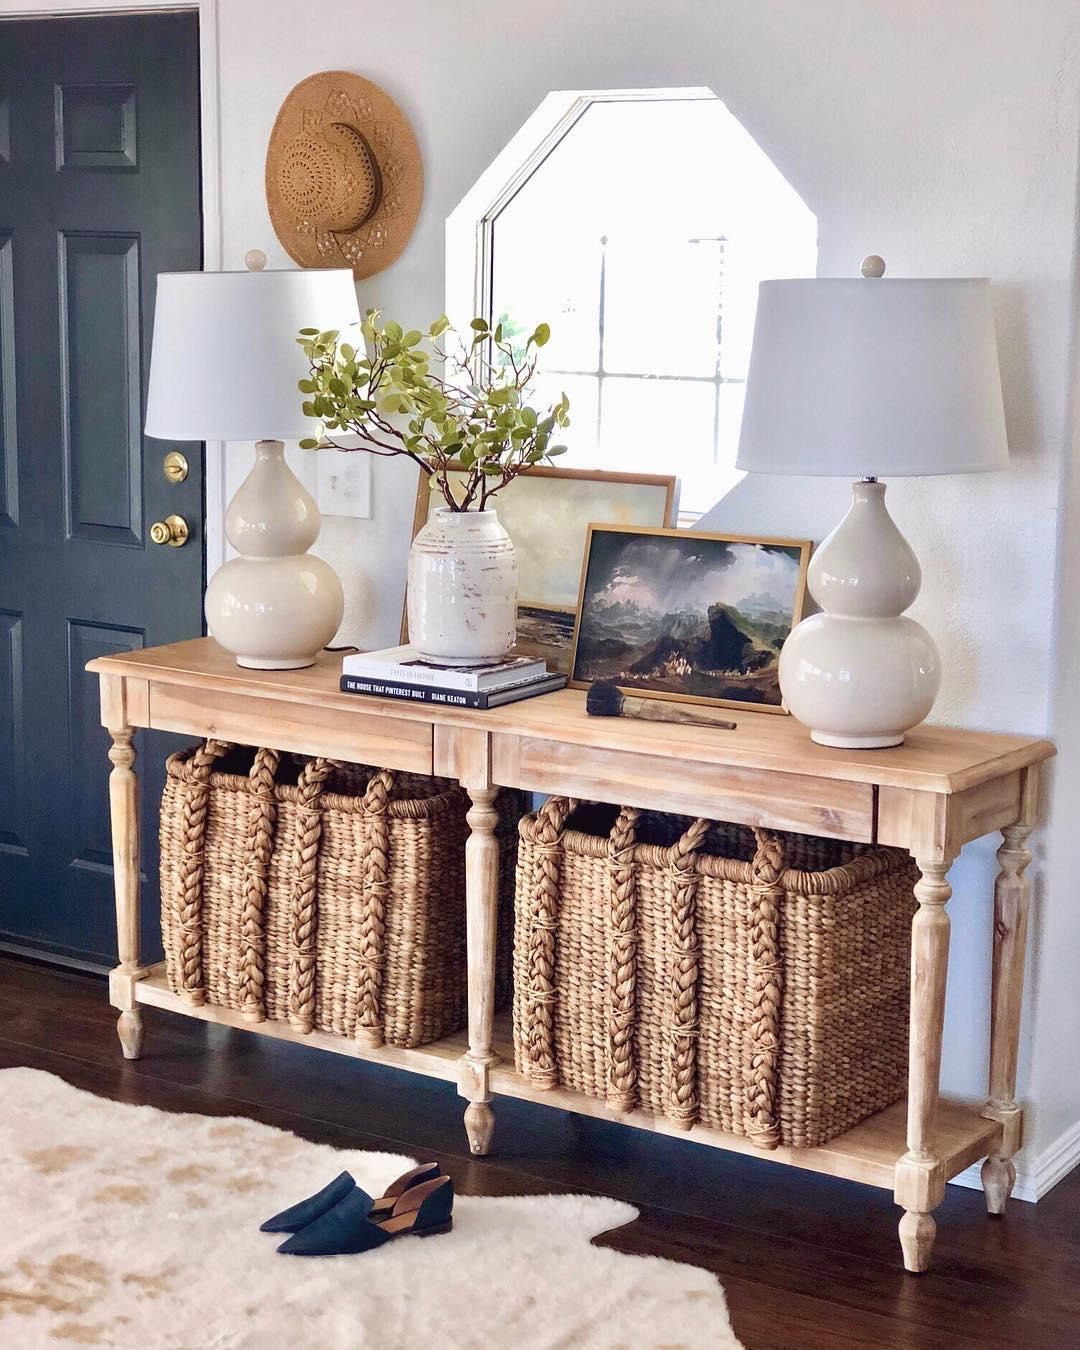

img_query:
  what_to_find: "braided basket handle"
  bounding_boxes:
[361,767,394,813]
[356,767,393,1049]
[523,796,577,1087]
[746,827,785,1150]
[751,826,785,884]
[666,816,710,1131]
[606,806,641,1113]
[191,738,233,778]
[164,738,229,779]
[287,756,332,1034]
[249,746,280,782]
[172,738,233,1007]
[534,794,576,841]
[236,747,281,1024]
[675,817,711,861]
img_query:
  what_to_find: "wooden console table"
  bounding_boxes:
[89,637,1053,1273]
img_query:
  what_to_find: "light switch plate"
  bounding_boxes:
[316,448,372,519]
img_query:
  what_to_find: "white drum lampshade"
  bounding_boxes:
[736,263,1008,747]
[145,265,361,669]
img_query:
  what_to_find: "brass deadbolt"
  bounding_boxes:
[163,450,189,483]
[150,514,190,547]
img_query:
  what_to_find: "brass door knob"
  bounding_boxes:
[149,514,190,547]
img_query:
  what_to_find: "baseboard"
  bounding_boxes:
[0,939,109,976]
[948,1115,1080,1203]
[949,1160,1038,1203]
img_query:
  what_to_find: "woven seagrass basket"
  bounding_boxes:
[513,799,918,1149]
[160,741,521,1049]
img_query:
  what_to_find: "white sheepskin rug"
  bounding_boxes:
[0,1068,742,1349]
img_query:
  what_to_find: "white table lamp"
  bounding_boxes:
[146,257,361,668]
[736,257,1009,747]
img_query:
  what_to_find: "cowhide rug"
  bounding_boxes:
[0,1068,742,1348]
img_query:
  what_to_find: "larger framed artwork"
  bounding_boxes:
[569,525,812,713]
[408,465,678,672]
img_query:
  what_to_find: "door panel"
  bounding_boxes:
[0,609,25,853]
[56,82,138,171]
[0,13,202,964]
[0,232,16,525]
[60,231,144,543]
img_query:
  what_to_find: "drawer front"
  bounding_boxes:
[149,683,434,775]
[492,734,875,842]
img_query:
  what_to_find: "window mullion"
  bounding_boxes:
[596,233,608,456]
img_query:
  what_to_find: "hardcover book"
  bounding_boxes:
[340,673,567,709]
[342,644,547,693]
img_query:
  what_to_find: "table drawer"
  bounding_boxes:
[492,734,875,842]
[148,682,434,775]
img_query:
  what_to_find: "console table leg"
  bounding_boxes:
[980,775,1036,1214]
[461,785,500,1155]
[895,852,953,1273]
[117,1009,144,1060]
[464,1101,496,1155]
[105,685,145,1061]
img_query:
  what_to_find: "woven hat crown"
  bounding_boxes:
[276,120,382,234]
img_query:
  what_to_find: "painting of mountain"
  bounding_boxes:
[570,526,812,712]
[514,604,577,673]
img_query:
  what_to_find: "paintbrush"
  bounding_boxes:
[585,680,737,731]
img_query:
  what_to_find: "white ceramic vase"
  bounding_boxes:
[778,479,941,748]
[407,507,518,665]
[205,439,344,669]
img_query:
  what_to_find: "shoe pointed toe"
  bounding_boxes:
[277,1188,392,1257]
[260,1170,366,1234]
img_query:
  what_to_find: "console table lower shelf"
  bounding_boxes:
[127,964,1003,1194]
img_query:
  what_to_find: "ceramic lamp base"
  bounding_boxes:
[206,440,344,670]
[810,729,906,749]
[779,480,941,749]
[205,553,344,671]
[236,655,325,672]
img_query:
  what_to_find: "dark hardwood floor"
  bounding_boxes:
[1,953,1076,1349]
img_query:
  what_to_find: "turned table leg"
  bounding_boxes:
[895,852,954,1273]
[981,774,1036,1213]
[461,785,500,1155]
[103,676,145,1060]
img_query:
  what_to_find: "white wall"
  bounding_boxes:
[6,0,1079,1182]
[209,0,1080,1174]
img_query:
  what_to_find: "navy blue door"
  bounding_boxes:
[0,13,203,963]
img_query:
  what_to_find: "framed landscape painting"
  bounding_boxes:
[408,465,677,672]
[569,525,812,713]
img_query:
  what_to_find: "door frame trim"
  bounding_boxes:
[0,0,228,579]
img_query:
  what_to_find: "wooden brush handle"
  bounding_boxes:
[624,697,736,731]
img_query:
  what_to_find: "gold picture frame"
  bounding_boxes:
[568,523,812,715]
[406,465,678,673]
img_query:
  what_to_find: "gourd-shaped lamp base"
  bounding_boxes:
[778,480,941,748]
[205,440,344,670]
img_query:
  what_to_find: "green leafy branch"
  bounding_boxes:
[296,310,570,512]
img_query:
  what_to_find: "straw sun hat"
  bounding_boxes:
[265,70,423,280]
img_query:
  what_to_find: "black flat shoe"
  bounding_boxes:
[260,1170,363,1234]
[367,1161,441,1218]
[260,1161,440,1234]
[277,1175,454,1256]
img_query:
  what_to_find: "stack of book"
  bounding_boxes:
[340,645,567,709]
